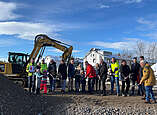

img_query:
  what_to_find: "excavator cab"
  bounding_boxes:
[0,52,29,74]
[0,52,29,87]
[8,52,29,74]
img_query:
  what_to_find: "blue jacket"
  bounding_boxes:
[34,72,43,78]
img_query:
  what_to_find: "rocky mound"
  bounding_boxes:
[0,74,71,115]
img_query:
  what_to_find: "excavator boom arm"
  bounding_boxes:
[27,34,73,64]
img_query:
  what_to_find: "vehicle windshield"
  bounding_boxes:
[8,53,29,67]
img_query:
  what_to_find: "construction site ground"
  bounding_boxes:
[0,74,157,115]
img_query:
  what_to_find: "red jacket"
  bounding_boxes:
[86,64,96,78]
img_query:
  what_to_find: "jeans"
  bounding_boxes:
[36,77,41,89]
[131,79,136,95]
[95,76,99,91]
[68,77,74,91]
[49,78,56,91]
[145,86,156,102]
[111,76,120,94]
[75,75,81,91]
[35,77,41,94]
[99,76,107,94]
[28,75,36,93]
[61,80,66,91]
[88,78,94,93]
[81,78,86,92]
[138,84,145,96]
[122,79,130,94]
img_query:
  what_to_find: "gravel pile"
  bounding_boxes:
[62,103,157,115]
[0,74,157,115]
[0,74,68,115]
[43,94,157,115]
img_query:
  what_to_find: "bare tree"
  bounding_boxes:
[135,41,157,62]
[136,40,145,57]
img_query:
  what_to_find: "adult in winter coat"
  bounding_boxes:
[26,58,36,93]
[85,61,96,94]
[139,60,156,104]
[110,57,120,96]
[58,60,67,93]
[130,57,140,95]
[120,60,130,96]
[68,58,75,92]
[99,59,108,96]
[48,59,57,92]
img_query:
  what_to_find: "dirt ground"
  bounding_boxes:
[0,74,157,115]
[43,90,157,115]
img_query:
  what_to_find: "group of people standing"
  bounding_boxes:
[85,56,156,104]
[26,58,57,94]
[26,56,156,104]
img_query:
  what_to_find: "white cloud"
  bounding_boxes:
[111,0,143,4]
[0,1,21,21]
[123,38,140,41]
[0,57,8,62]
[0,38,17,47]
[125,0,143,4]
[89,41,132,50]
[0,1,81,40]
[48,49,81,53]
[89,38,140,50]
[99,5,110,9]
[145,33,157,39]
[73,50,81,53]
[137,17,157,39]
[137,18,157,29]
[0,21,61,40]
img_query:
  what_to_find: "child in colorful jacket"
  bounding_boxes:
[34,67,42,95]
[40,70,48,94]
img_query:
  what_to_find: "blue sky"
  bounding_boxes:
[0,0,157,61]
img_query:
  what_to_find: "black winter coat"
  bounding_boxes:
[99,62,108,79]
[68,63,75,78]
[120,64,130,81]
[58,63,67,80]
[48,62,57,75]
[130,62,140,80]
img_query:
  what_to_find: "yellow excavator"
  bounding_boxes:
[0,34,73,87]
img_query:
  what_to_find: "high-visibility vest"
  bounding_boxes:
[111,61,119,77]
[26,63,36,77]
[40,63,48,73]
